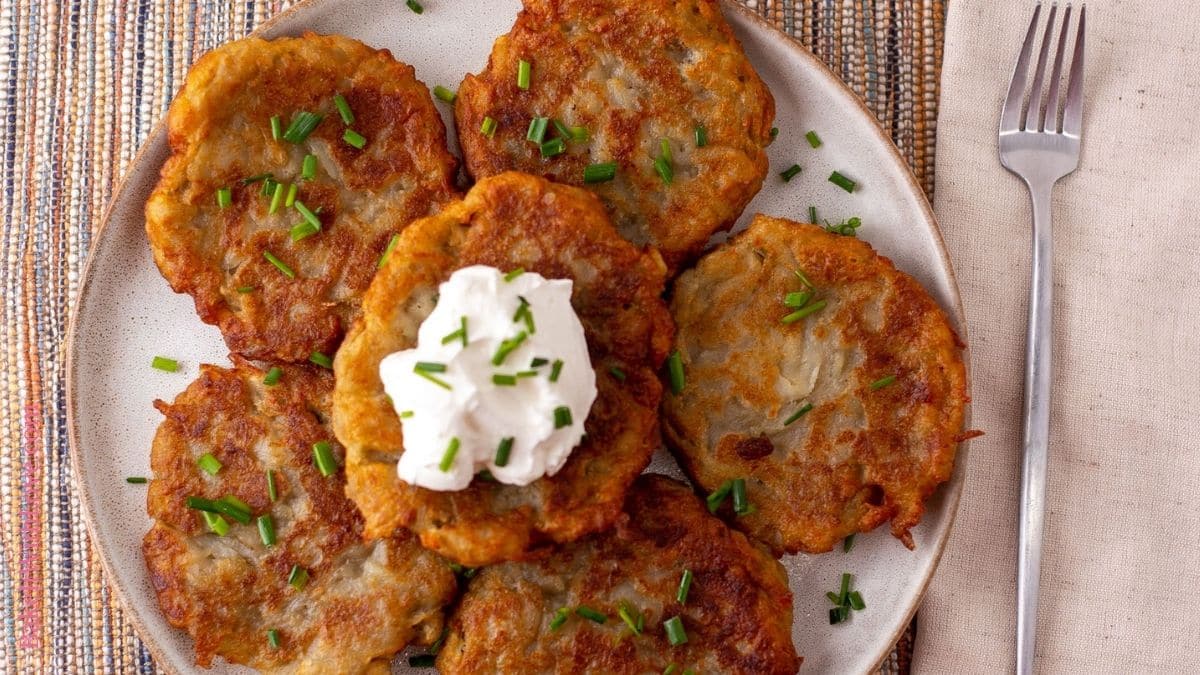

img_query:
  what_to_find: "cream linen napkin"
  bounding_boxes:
[913,2,1200,672]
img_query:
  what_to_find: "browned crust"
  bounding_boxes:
[436,474,800,674]
[454,0,774,272]
[145,33,458,362]
[332,171,673,567]
[661,216,969,555]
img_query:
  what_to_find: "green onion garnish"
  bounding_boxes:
[309,351,333,369]
[333,93,355,125]
[575,606,606,624]
[415,361,447,373]
[843,534,856,553]
[549,359,564,382]
[551,118,572,139]
[216,187,232,208]
[526,117,548,143]
[378,233,400,268]
[848,591,866,610]
[654,156,673,185]
[301,154,318,180]
[284,183,298,208]
[784,291,812,308]
[809,205,818,223]
[266,469,278,502]
[406,0,423,13]
[530,357,549,367]
[267,629,280,649]
[408,655,435,668]
[731,478,752,515]
[663,616,688,645]
[608,366,626,382]
[829,607,846,624]
[677,569,693,604]
[870,374,897,390]
[270,115,282,140]
[257,515,276,547]
[829,171,856,192]
[480,116,498,138]
[826,591,842,605]
[583,161,617,183]
[343,128,367,149]
[839,572,852,604]
[491,331,528,366]
[780,164,802,182]
[781,300,827,324]
[223,495,251,514]
[288,564,309,591]
[783,403,813,426]
[794,267,815,289]
[492,374,517,386]
[151,356,179,373]
[664,665,679,675]
[569,125,589,141]
[268,181,285,214]
[549,607,570,631]
[433,86,456,104]
[540,137,565,158]
[695,125,707,147]
[439,437,460,472]
[706,479,733,513]
[236,285,254,293]
[282,111,323,144]
[618,602,643,635]
[399,410,414,418]
[263,250,294,278]
[240,172,272,185]
[504,267,525,282]
[667,350,685,394]
[125,476,147,484]
[290,221,319,242]
[263,367,282,386]
[553,406,572,429]
[494,437,514,466]
[261,177,277,197]
[202,511,229,536]
[186,496,251,523]
[806,130,822,148]
[414,368,452,390]
[312,440,337,476]
[197,453,222,476]
[516,370,538,378]
[441,316,469,346]
[517,59,531,90]
[513,296,535,333]
[770,126,779,138]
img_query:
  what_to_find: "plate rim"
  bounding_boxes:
[64,2,973,673]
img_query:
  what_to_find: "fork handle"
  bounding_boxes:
[1017,181,1054,675]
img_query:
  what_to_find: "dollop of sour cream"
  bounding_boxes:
[380,265,597,491]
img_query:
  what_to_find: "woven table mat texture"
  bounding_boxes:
[0,0,944,672]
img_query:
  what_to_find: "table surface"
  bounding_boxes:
[0,0,944,671]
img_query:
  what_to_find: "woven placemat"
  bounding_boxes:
[0,0,943,671]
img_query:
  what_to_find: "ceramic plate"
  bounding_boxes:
[67,1,970,672]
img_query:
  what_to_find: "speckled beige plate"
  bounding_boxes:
[67,1,971,672]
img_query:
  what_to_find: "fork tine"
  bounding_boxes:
[1024,3,1058,131]
[1041,5,1072,132]
[1062,5,1087,137]
[1000,3,1042,133]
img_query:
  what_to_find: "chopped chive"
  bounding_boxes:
[408,655,435,668]
[608,365,626,382]
[342,128,367,149]
[569,125,589,141]
[504,267,525,282]
[197,453,222,476]
[784,291,812,308]
[551,118,572,139]
[267,629,280,649]
[809,205,818,223]
[378,233,400,268]
[513,297,535,334]
[732,478,752,515]
[770,126,779,138]
[781,300,827,324]
[301,154,318,180]
[783,403,813,426]
[839,572,852,605]
[290,221,321,242]
[491,331,528,366]
[843,534,856,553]
[549,607,570,631]
[264,366,284,386]
[480,116,497,138]
[257,515,276,547]
[870,374,897,391]
[406,0,423,13]
[654,155,673,184]
[780,164,802,182]
[575,606,606,624]
[441,316,469,346]
[667,350,685,394]
[664,665,679,675]
[439,437,460,472]
[517,59,531,90]
[659,138,673,163]
[530,357,549,368]
[553,406,572,429]
[288,564,309,591]
[268,181,285,214]
[583,161,617,183]
[261,177,277,197]
[492,373,517,386]
[332,93,355,125]
[312,440,337,476]
[202,511,229,536]
[540,137,565,158]
[827,590,842,605]
[706,479,733,513]
[236,285,255,293]
[414,368,452,390]
[694,125,707,147]
[663,616,687,645]
[270,115,282,140]
[829,607,843,624]
[282,111,323,144]
[399,410,414,418]
[805,130,823,148]
[151,356,179,373]
[414,361,447,373]
[266,469,278,502]
[262,250,294,278]
[240,172,272,185]
[549,359,564,382]
[433,85,456,104]
[677,569,693,604]
[125,476,148,484]
[494,437,514,466]
[216,187,232,208]
[309,351,333,369]
[526,117,548,143]
[618,602,642,635]
[848,591,866,610]
[829,171,856,192]
[222,495,250,514]
[284,183,298,208]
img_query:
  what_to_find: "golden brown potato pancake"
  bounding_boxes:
[454,0,774,272]
[436,474,800,674]
[661,216,969,555]
[332,172,673,567]
[146,34,458,362]
[143,361,456,672]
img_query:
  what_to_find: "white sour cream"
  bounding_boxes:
[379,265,597,490]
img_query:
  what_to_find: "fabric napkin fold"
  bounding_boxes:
[913,2,1200,672]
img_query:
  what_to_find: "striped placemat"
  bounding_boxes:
[0,1,943,672]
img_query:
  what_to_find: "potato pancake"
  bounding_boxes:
[142,361,456,672]
[146,34,458,362]
[436,474,800,674]
[661,216,969,555]
[332,172,673,567]
[454,0,774,272]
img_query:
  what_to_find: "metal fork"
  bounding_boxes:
[999,3,1086,674]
